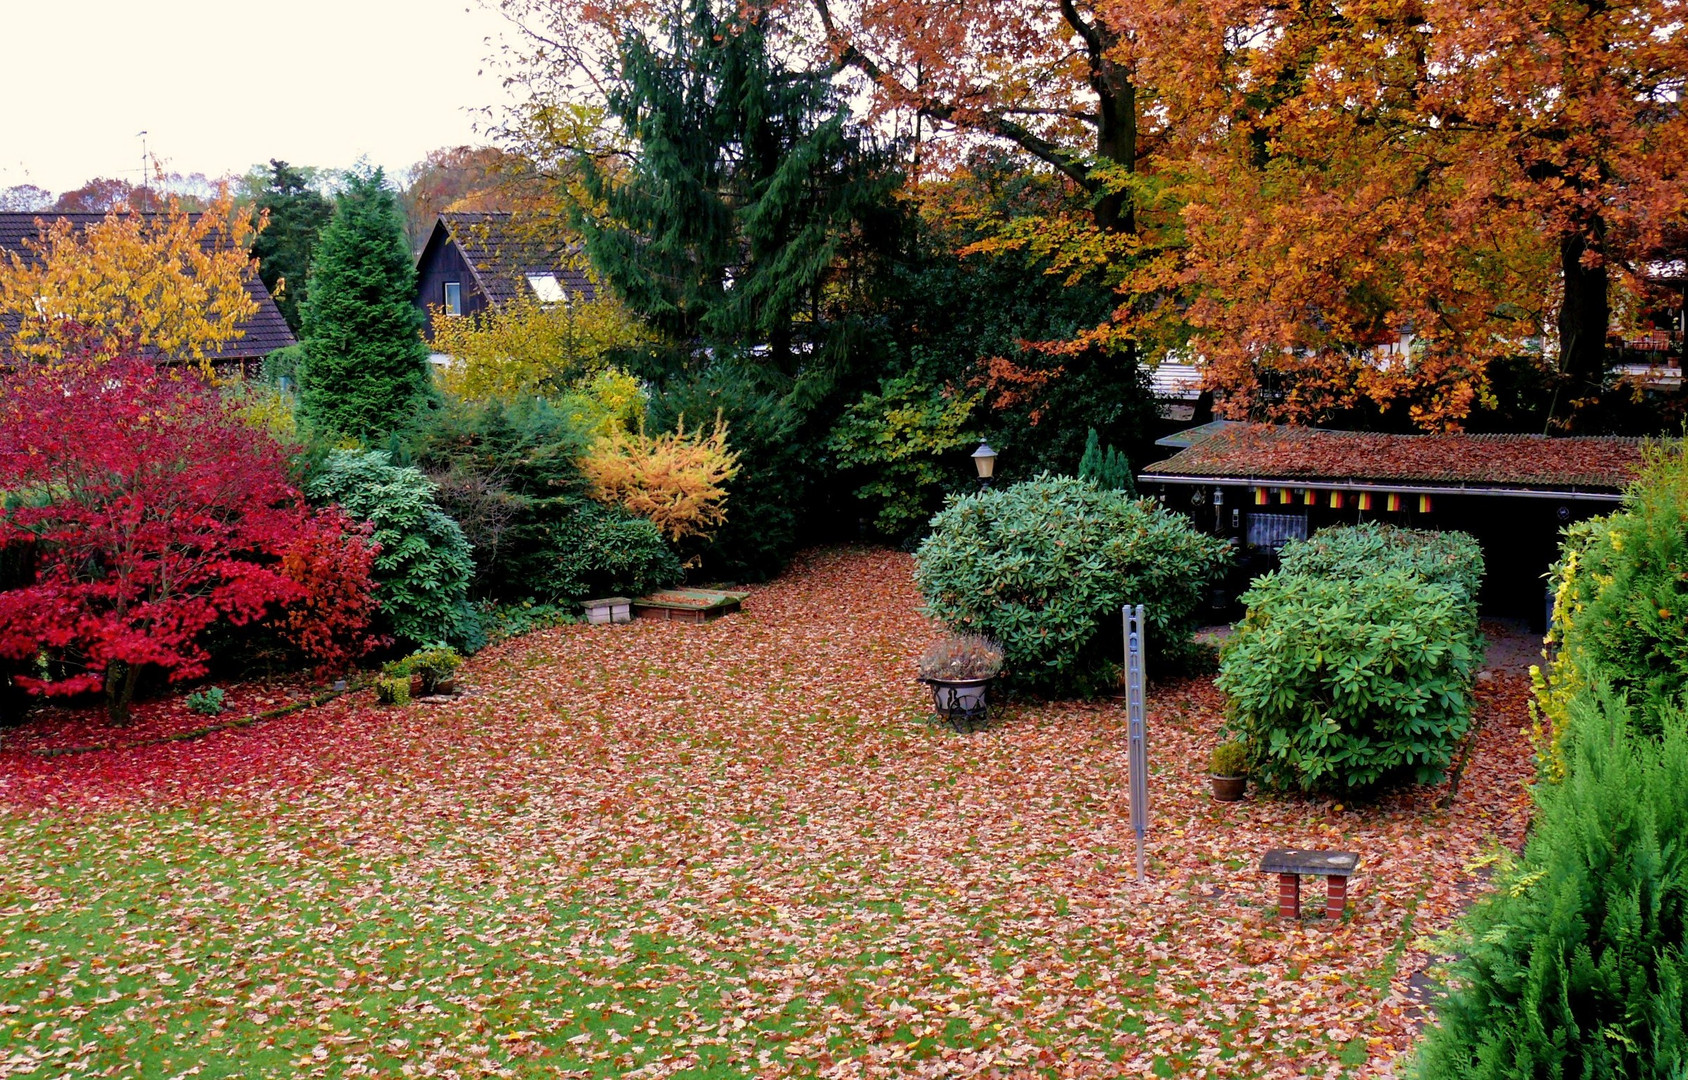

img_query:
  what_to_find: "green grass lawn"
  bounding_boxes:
[0,549,1534,1078]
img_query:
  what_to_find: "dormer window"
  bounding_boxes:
[526,273,566,305]
[443,281,462,316]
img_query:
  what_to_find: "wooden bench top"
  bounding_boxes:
[1260,848,1360,876]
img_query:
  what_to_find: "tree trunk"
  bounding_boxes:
[1558,228,1610,393]
[1091,64,1137,234]
[104,661,141,726]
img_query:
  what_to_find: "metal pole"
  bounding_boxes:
[1124,604,1148,884]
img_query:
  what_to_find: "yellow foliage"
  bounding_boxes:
[222,377,298,443]
[581,415,740,542]
[1530,538,1593,782]
[560,367,647,439]
[0,194,259,372]
[430,289,652,400]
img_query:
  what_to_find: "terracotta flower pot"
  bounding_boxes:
[411,674,456,698]
[1210,774,1247,801]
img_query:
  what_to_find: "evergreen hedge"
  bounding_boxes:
[1415,687,1688,1079]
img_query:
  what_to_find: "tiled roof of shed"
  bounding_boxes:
[1142,423,1648,493]
[437,211,598,305]
[0,211,295,362]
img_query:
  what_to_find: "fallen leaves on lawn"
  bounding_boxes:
[0,547,1535,1078]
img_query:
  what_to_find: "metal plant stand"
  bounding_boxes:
[922,677,992,732]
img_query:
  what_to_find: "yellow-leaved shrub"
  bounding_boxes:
[581,415,739,542]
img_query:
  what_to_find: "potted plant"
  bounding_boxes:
[380,646,463,701]
[917,635,1004,731]
[1209,740,1249,801]
[406,646,463,697]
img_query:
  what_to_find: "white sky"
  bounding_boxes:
[0,0,517,195]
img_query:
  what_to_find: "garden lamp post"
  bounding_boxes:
[971,442,998,488]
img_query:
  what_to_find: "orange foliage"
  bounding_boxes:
[973,356,1064,425]
[502,0,1688,432]
[581,415,741,542]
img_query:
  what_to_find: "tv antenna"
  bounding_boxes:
[136,130,149,209]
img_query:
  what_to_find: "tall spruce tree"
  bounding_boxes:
[249,160,333,333]
[574,0,900,371]
[299,167,434,442]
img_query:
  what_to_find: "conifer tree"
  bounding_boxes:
[1415,687,1688,1079]
[1078,428,1135,494]
[574,0,900,370]
[299,167,434,442]
[250,160,333,333]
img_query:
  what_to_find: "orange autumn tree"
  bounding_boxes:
[581,415,740,543]
[496,0,1687,432]
[1109,0,1688,429]
[0,193,260,370]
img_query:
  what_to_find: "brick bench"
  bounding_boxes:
[1260,848,1360,919]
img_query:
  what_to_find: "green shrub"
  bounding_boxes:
[827,374,980,539]
[305,450,483,652]
[386,646,462,695]
[1542,442,1688,741]
[185,686,226,716]
[556,505,683,600]
[914,475,1232,696]
[409,396,681,603]
[1218,567,1481,791]
[1277,522,1484,601]
[374,674,410,707]
[1415,687,1688,1079]
[1209,740,1248,776]
[480,601,578,645]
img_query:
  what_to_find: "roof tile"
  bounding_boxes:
[1142,423,1648,492]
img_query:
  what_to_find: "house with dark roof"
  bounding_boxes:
[1140,421,1650,625]
[414,212,597,340]
[0,212,295,368]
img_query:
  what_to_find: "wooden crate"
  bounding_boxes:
[632,588,744,623]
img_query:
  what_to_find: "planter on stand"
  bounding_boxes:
[921,676,994,733]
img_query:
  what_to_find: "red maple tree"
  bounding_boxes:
[0,356,379,722]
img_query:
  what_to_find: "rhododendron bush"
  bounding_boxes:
[0,356,378,722]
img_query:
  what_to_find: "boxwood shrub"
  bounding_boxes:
[1218,524,1484,793]
[914,475,1231,696]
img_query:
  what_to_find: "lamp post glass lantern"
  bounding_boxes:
[971,442,997,486]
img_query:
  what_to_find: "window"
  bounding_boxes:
[1246,511,1308,553]
[525,273,566,304]
[442,281,462,316]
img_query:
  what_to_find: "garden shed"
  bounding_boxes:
[1140,421,1649,626]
